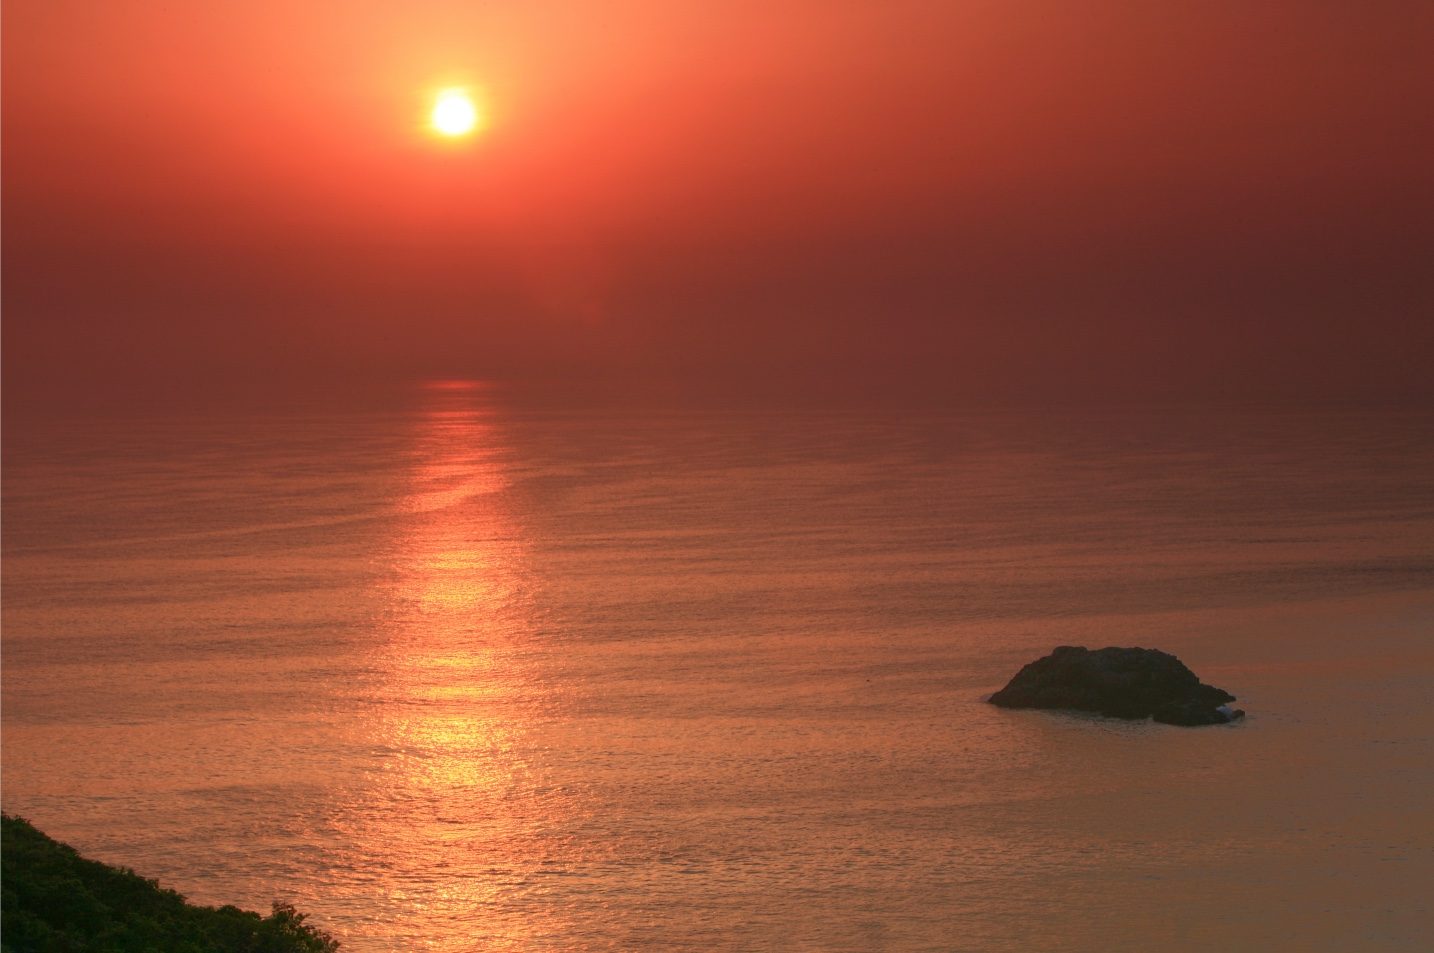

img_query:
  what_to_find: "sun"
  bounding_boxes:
[431,90,478,137]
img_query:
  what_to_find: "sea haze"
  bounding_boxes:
[3,389,1432,952]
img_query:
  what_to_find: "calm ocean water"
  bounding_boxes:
[4,387,1432,952]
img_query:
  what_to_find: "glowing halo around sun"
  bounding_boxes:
[431,90,479,137]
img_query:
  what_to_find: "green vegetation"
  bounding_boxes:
[1,814,338,952]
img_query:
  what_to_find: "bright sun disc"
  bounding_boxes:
[432,92,477,136]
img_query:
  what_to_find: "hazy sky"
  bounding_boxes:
[4,0,1431,408]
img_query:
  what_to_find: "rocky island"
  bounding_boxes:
[990,645,1245,726]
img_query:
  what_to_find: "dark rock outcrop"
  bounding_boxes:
[989,646,1245,726]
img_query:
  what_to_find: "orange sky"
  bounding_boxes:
[4,0,1432,408]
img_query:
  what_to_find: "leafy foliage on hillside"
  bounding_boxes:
[1,814,338,952]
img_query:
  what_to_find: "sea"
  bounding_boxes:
[4,384,1432,952]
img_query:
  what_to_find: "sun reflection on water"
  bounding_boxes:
[345,383,574,946]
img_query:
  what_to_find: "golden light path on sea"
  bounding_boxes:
[343,382,575,947]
